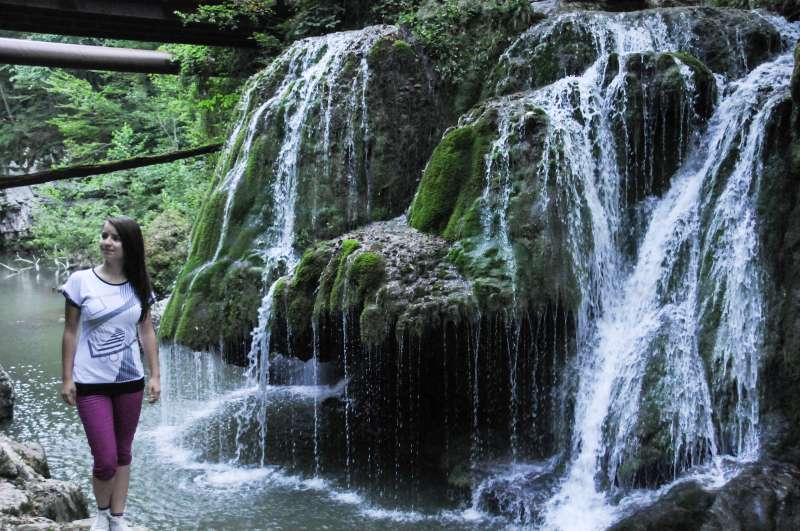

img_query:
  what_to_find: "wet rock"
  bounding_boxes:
[610,461,800,531]
[707,0,800,21]
[272,218,476,355]
[559,0,800,18]
[0,364,14,423]
[610,52,716,206]
[755,45,800,465]
[610,480,716,530]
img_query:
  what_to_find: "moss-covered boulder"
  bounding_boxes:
[272,219,476,358]
[268,218,573,499]
[160,25,444,356]
[708,0,800,21]
[409,98,580,315]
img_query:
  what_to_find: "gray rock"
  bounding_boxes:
[610,460,800,531]
[27,479,88,523]
[0,435,49,481]
[0,480,30,515]
[0,186,35,245]
[0,434,88,528]
[0,364,14,423]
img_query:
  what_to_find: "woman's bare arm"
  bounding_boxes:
[138,312,160,403]
[61,302,80,406]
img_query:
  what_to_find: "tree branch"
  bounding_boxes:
[0,143,222,189]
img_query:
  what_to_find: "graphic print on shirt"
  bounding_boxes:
[83,283,138,360]
[116,344,141,382]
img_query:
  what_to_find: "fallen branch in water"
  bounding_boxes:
[14,252,39,270]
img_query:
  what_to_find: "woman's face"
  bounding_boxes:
[100,221,124,263]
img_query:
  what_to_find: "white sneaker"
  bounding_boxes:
[90,508,111,531]
[109,515,131,531]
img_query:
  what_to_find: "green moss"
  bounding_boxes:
[666,52,710,77]
[190,191,226,263]
[292,245,332,289]
[392,39,416,60]
[169,259,264,352]
[408,121,495,238]
[327,239,361,310]
[350,251,386,299]
[283,243,333,330]
[158,288,183,339]
[368,37,393,66]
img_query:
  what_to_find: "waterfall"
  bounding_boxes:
[222,27,394,467]
[538,26,797,531]
[462,9,797,529]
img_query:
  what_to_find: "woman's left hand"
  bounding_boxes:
[147,376,161,404]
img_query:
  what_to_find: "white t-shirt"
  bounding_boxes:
[59,268,149,385]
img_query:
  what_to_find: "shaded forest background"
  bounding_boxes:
[0,0,558,295]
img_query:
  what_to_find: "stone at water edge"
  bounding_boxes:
[0,364,14,423]
[609,460,800,530]
[0,434,89,527]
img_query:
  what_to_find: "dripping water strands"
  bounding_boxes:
[312,317,322,476]
[341,258,355,488]
[193,27,394,470]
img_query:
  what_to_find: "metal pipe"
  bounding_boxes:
[0,37,179,74]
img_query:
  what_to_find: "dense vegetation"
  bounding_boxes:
[0,0,537,295]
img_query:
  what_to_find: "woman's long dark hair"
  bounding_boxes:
[107,216,152,323]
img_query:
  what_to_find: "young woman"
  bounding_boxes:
[59,216,160,531]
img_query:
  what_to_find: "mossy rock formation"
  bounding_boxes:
[160,26,444,358]
[269,219,574,498]
[409,98,580,315]
[489,7,782,97]
[271,219,476,358]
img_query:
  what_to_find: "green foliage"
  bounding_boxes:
[0,65,64,173]
[143,209,192,297]
[398,0,537,104]
[177,0,274,29]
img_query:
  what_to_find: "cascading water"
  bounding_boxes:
[158,27,397,477]
[537,19,798,531]
[462,10,798,530]
[229,27,396,467]
[150,7,798,530]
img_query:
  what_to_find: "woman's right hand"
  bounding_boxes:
[61,380,76,406]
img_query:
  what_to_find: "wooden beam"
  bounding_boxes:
[0,143,223,189]
[0,37,180,74]
[0,1,265,48]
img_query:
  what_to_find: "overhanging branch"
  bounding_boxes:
[0,143,223,189]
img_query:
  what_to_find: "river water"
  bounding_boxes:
[0,261,492,530]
